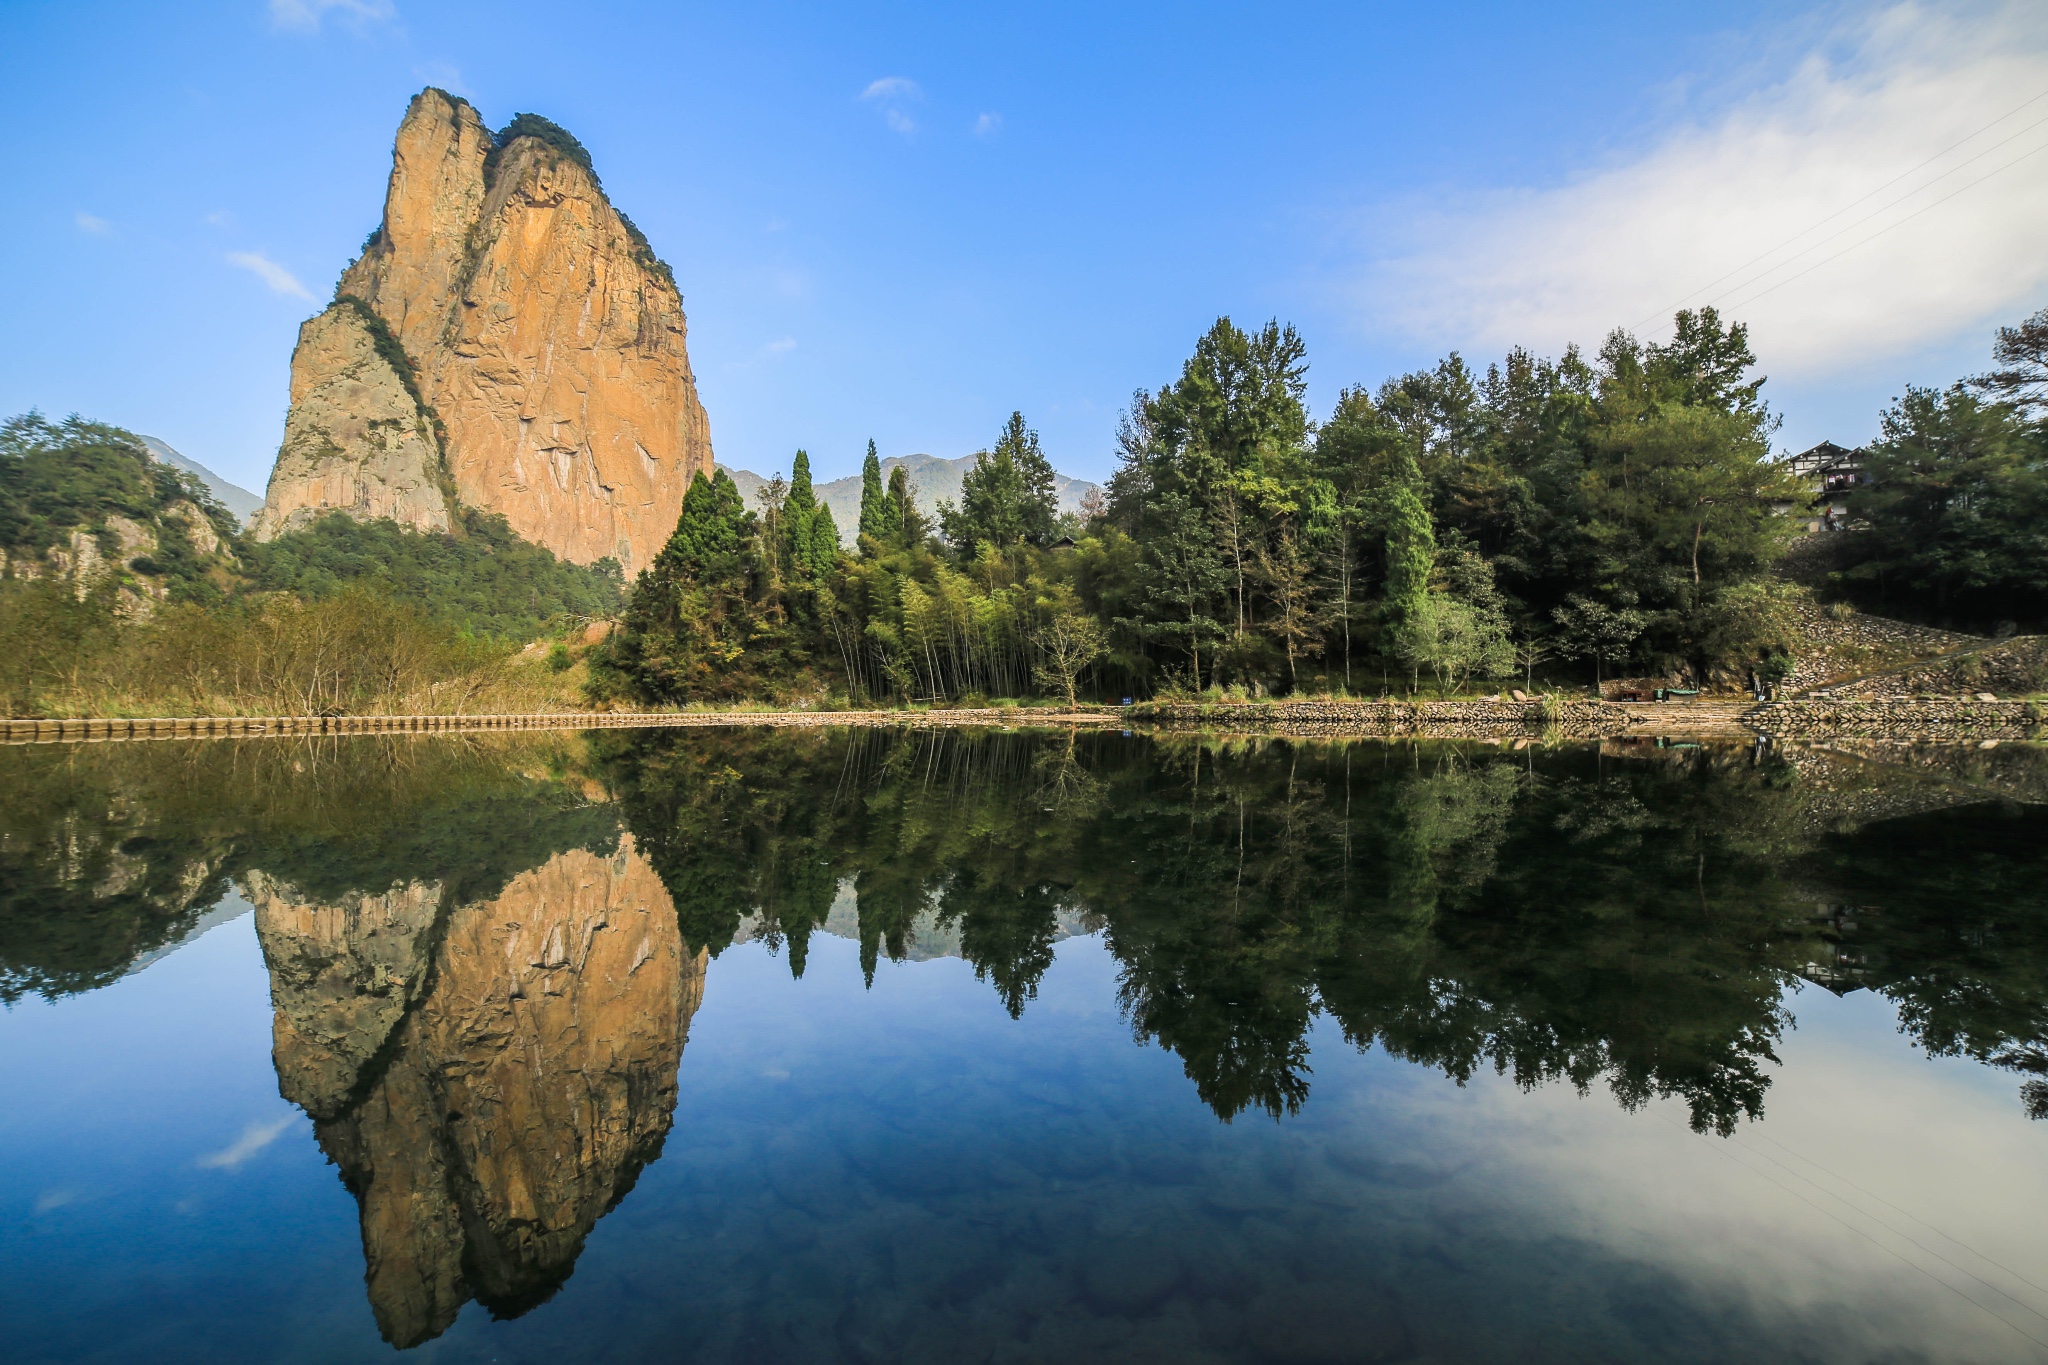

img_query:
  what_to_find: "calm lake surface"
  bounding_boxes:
[4,728,2048,1363]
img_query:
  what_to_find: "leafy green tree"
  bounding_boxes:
[1031,586,1107,708]
[1839,384,2048,626]
[1551,594,1646,687]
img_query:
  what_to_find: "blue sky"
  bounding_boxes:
[3,1,2044,492]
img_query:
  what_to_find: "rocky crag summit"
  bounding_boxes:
[252,88,713,573]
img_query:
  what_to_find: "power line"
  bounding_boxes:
[1654,1109,2048,1352]
[1701,113,2048,312]
[1748,1128,2048,1303]
[1718,138,2048,314]
[1632,86,2048,330]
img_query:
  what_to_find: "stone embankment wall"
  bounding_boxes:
[1808,636,2048,700]
[1749,699,2044,739]
[1780,604,1985,695]
[1124,699,1638,737]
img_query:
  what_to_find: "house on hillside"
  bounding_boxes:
[1780,441,1868,532]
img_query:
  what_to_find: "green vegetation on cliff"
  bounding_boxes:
[0,413,240,602]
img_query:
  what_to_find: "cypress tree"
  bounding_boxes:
[884,464,927,547]
[1384,449,1435,628]
[857,440,887,543]
[784,449,820,577]
[805,502,841,579]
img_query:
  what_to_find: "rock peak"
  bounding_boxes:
[253,89,713,572]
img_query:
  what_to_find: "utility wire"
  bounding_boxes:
[1653,1109,2048,1352]
[1703,114,2048,312]
[1748,1128,2048,1302]
[1724,1130,2048,1327]
[1632,86,2048,330]
[1718,138,2048,314]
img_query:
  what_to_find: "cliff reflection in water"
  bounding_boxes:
[5,729,2048,1347]
[251,839,705,1347]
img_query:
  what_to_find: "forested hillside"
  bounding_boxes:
[0,415,621,716]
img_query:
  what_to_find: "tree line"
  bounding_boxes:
[597,308,1835,706]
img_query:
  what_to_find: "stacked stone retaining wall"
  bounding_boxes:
[1748,698,2043,740]
[1807,636,2048,700]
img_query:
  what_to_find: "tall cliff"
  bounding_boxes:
[252,88,714,573]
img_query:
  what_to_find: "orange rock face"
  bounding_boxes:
[256,88,713,573]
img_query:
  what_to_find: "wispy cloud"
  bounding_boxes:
[862,76,922,135]
[269,0,395,33]
[974,112,1003,137]
[198,1115,297,1170]
[761,337,798,358]
[1354,1,2048,380]
[227,251,314,300]
[202,210,234,228]
[74,211,112,236]
[861,76,921,102]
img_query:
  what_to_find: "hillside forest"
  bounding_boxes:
[2,306,2044,715]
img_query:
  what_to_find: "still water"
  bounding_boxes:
[3,728,2047,1363]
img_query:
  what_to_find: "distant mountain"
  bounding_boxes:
[720,453,1101,538]
[138,436,264,526]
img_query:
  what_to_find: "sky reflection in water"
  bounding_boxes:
[2,729,2047,1363]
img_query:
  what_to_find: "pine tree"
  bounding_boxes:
[943,412,1058,555]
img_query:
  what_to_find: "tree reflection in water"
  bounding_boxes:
[600,729,2048,1135]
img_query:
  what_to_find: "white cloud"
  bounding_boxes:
[227,251,314,300]
[202,209,233,228]
[269,0,394,31]
[862,77,922,135]
[762,337,798,358]
[1356,1,2048,380]
[974,112,1003,137]
[74,211,111,236]
[198,1114,296,1170]
[861,76,921,102]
